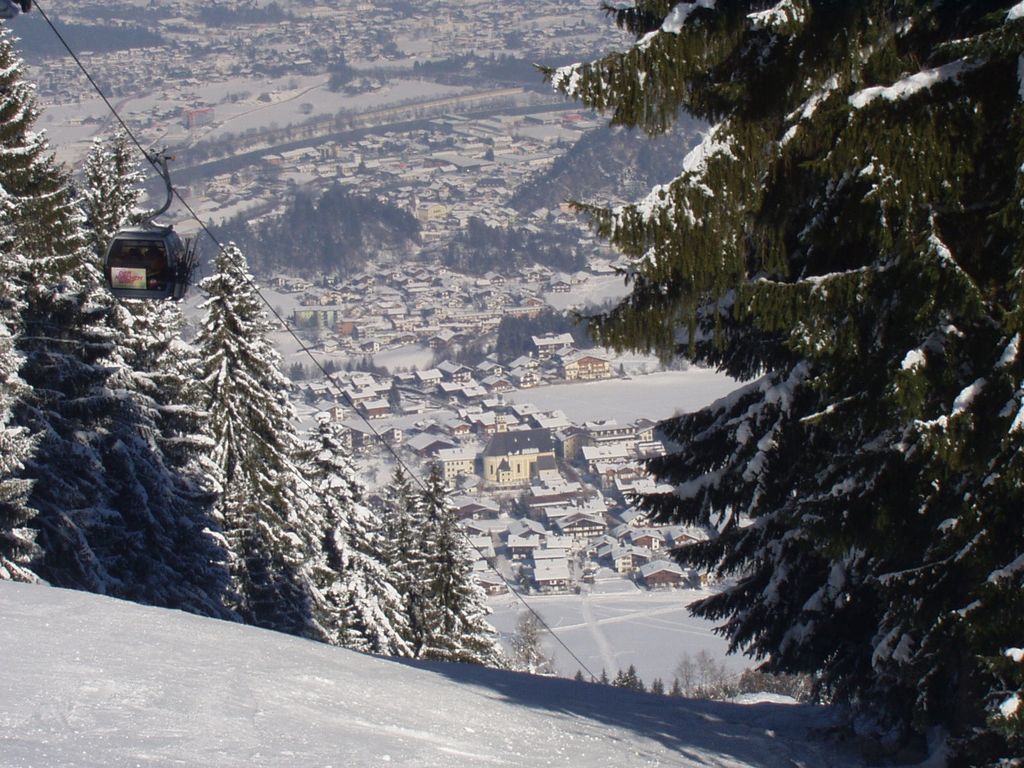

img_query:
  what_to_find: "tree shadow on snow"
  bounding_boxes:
[382,657,859,767]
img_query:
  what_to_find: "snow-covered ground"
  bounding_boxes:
[505,367,742,424]
[489,580,750,685]
[0,582,863,767]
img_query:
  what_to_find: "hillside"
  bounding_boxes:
[509,117,708,214]
[0,582,863,767]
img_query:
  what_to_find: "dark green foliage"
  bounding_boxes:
[212,183,420,277]
[11,14,166,60]
[509,119,707,215]
[612,664,646,692]
[553,2,1024,762]
[442,217,587,276]
[414,466,504,667]
[198,245,312,634]
[197,2,289,26]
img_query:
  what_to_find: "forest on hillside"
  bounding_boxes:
[441,216,587,276]
[212,182,421,277]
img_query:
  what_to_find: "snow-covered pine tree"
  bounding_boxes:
[197,243,313,635]
[0,190,35,581]
[1,27,112,592]
[73,135,232,618]
[81,133,143,257]
[509,611,554,675]
[297,415,410,654]
[415,465,503,667]
[549,2,1024,763]
[377,466,429,656]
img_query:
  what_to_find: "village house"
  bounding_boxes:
[553,511,607,544]
[481,428,556,486]
[531,332,575,359]
[560,351,613,381]
[436,447,477,484]
[639,560,697,589]
[529,558,572,593]
[358,399,391,420]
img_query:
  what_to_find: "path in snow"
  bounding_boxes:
[580,590,619,675]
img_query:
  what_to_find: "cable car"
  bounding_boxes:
[103,152,196,301]
[0,0,31,19]
[104,226,192,300]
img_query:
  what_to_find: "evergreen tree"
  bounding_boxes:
[378,466,426,656]
[0,178,36,581]
[0,303,35,581]
[197,243,312,634]
[509,610,554,675]
[297,415,410,654]
[550,2,1024,762]
[416,465,503,667]
[612,664,645,692]
[79,135,231,617]
[0,30,229,614]
[80,132,143,257]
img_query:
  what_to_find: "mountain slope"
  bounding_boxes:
[0,582,861,767]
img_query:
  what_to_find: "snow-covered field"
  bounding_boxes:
[489,580,750,685]
[0,582,862,767]
[505,367,742,424]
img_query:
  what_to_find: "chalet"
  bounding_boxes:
[609,544,652,575]
[593,461,643,490]
[447,420,473,437]
[358,399,391,420]
[510,366,540,389]
[506,533,543,560]
[414,369,444,389]
[482,429,556,486]
[427,329,456,349]
[665,525,710,548]
[561,352,612,381]
[475,360,506,378]
[532,332,575,359]
[467,535,496,561]
[639,560,697,589]
[625,529,666,551]
[405,432,458,458]
[482,374,514,393]
[437,360,474,384]
[553,512,606,543]
[452,497,500,521]
[530,558,572,593]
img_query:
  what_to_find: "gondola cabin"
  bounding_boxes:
[103,226,189,300]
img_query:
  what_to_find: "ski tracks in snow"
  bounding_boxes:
[580,591,619,675]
